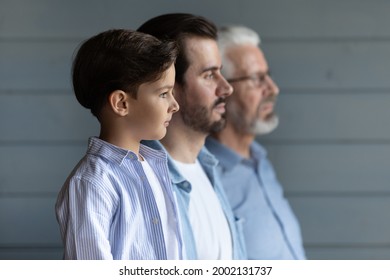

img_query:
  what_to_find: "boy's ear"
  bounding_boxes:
[108,90,129,116]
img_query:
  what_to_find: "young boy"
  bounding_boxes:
[55,29,181,260]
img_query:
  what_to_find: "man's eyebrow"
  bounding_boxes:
[200,66,220,73]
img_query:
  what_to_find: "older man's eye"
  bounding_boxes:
[258,75,266,82]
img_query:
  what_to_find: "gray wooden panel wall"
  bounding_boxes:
[1,0,389,259]
[257,0,390,260]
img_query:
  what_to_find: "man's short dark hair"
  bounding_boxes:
[72,29,177,119]
[138,13,217,86]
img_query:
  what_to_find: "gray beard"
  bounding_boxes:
[251,115,279,135]
[228,106,279,136]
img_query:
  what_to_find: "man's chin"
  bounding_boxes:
[252,116,279,135]
[209,118,227,133]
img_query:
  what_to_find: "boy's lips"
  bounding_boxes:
[164,118,172,127]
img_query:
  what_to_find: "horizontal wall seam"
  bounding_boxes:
[305,243,390,249]
[286,191,390,198]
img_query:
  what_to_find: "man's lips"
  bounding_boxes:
[213,97,226,114]
[260,102,274,112]
[214,102,226,114]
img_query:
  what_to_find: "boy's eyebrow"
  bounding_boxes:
[154,84,174,92]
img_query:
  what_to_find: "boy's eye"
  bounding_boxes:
[159,92,168,98]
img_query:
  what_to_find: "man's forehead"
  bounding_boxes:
[227,44,268,73]
[184,37,221,69]
[184,36,218,54]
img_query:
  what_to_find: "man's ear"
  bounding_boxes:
[108,90,129,116]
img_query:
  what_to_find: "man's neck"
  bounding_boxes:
[214,123,254,159]
[161,117,206,164]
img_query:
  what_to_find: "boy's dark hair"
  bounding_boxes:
[137,13,217,86]
[72,29,177,119]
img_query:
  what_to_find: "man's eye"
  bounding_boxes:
[205,72,214,79]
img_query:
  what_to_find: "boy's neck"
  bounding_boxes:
[99,125,141,156]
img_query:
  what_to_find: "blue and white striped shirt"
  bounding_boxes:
[55,137,183,260]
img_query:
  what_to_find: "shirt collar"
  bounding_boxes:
[198,145,218,167]
[250,139,268,159]
[87,137,166,165]
[142,140,218,193]
[205,137,242,171]
[142,140,191,190]
[205,136,268,171]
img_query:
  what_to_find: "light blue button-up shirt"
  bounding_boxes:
[143,140,247,260]
[55,137,183,260]
[206,137,306,260]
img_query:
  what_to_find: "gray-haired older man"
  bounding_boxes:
[206,25,306,259]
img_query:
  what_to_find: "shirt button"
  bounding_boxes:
[152,218,159,224]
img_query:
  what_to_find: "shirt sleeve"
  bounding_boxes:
[58,177,117,259]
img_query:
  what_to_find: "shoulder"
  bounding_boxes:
[63,153,125,199]
[71,153,112,180]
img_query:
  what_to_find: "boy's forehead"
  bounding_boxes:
[139,63,176,88]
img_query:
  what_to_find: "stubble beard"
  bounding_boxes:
[180,97,227,134]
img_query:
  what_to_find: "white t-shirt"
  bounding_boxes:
[141,158,180,260]
[173,159,233,260]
